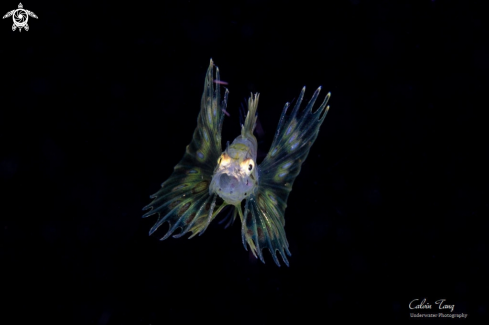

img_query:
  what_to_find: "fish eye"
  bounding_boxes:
[242,159,254,173]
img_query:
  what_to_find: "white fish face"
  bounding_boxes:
[210,145,258,205]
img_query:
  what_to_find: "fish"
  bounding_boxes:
[142,59,331,266]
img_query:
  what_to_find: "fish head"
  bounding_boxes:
[210,143,258,205]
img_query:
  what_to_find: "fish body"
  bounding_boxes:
[209,94,260,206]
[143,59,331,266]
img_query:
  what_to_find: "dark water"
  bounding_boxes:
[1,0,487,323]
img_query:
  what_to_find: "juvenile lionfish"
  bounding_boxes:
[143,59,331,266]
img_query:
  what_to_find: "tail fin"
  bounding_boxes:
[242,93,259,138]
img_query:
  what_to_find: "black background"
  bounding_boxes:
[1,0,488,323]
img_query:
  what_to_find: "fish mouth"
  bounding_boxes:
[209,170,244,204]
[219,173,239,192]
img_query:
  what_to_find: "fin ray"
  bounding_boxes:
[144,59,228,239]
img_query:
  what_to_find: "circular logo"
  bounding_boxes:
[13,9,28,28]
